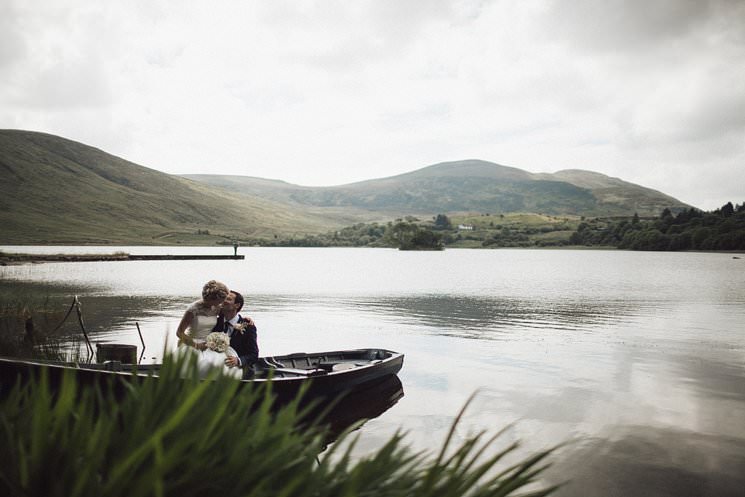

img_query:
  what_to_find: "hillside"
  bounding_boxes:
[185,160,690,217]
[0,130,345,244]
[0,130,691,245]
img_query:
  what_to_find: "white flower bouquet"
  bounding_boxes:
[205,332,230,353]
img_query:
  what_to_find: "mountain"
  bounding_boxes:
[0,130,690,245]
[185,159,689,218]
[0,130,346,244]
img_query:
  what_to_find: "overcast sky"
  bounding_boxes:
[1,0,743,210]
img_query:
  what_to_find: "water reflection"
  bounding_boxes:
[345,294,642,337]
[546,426,745,497]
[670,352,745,402]
[318,375,404,445]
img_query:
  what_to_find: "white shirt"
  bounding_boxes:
[226,314,240,337]
[225,314,241,366]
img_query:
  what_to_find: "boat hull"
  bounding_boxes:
[0,348,404,404]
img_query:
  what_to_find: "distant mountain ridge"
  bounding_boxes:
[0,130,690,244]
[185,159,688,217]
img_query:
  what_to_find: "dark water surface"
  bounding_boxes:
[2,246,744,496]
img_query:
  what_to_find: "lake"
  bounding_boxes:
[2,246,745,496]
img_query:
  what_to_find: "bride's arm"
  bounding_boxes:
[176,311,195,346]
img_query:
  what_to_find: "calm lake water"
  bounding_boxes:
[2,246,745,496]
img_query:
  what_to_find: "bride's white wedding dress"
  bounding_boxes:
[184,300,221,342]
[197,346,243,379]
[177,344,243,379]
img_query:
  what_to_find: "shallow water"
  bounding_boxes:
[2,246,745,496]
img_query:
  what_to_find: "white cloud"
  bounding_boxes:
[0,0,743,210]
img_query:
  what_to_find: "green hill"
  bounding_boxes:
[0,130,346,244]
[0,130,691,245]
[185,160,690,218]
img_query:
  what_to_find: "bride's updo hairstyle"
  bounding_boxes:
[202,280,229,302]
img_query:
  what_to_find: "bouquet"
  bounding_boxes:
[205,332,230,353]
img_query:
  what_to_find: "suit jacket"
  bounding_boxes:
[212,314,259,368]
[231,315,259,368]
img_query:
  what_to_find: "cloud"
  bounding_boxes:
[0,0,743,209]
[0,1,27,72]
[543,0,745,52]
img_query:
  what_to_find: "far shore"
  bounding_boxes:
[2,246,744,266]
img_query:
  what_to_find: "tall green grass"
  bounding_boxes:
[0,291,81,361]
[0,353,557,497]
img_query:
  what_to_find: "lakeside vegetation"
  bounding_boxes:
[240,212,583,249]
[568,202,745,251]
[240,202,745,252]
[0,290,76,360]
[4,202,742,253]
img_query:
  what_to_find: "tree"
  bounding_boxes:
[433,214,452,230]
[386,222,443,250]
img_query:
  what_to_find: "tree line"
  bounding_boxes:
[245,218,443,250]
[236,202,745,251]
[569,202,745,251]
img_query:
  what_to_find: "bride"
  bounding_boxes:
[176,280,229,349]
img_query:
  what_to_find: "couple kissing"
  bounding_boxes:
[176,280,258,377]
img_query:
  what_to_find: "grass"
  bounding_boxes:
[0,291,84,361]
[440,213,583,248]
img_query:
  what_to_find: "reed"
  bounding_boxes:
[0,353,557,497]
[0,292,83,361]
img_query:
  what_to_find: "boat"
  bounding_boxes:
[0,348,404,404]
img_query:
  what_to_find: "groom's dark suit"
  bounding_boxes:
[212,315,259,368]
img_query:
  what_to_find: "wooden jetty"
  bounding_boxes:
[0,253,244,265]
[127,255,244,260]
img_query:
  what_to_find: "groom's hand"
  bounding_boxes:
[225,357,240,367]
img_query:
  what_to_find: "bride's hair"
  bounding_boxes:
[202,280,229,301]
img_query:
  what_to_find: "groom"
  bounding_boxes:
[212,290,259,372]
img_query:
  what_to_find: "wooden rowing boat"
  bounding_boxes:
[0,348,404,403]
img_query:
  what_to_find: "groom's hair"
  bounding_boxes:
[231,291,244,312]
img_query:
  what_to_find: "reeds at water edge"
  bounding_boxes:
[0,352,558,497]
[0,292,83,361]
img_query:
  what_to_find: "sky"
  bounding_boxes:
[1,0,743,210]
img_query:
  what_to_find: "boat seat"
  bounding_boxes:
[257,358,285,369]
[316,362,356,372]
[272,367,327,377]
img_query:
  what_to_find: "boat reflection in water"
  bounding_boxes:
[308,374,404,445]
